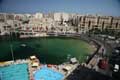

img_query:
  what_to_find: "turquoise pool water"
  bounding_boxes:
[0,63,29,80]
[34,67,64,80]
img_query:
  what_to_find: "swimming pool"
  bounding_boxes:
[34,67,64,80]
[0,63,29,80]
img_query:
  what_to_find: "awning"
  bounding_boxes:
[32,62,39,67]
[63,65,72,71]
[70,57,77,63]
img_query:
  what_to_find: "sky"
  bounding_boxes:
[0,0,120,16]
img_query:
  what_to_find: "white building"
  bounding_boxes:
[0,13,6,22]
[62,13,69,21]
[6,20,14,26]
[18,17,55,33]
[34,13,43,19]
[54,12,69,22]
[54,13,62,21]
[6,13,14,20]
[0,23,4,35]
[0,23,11,35]
[14,14,27,21]
[25,14,31,18]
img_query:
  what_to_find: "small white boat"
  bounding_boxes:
[20,44,26,47]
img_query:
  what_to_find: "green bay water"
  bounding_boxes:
[0,37,93,64]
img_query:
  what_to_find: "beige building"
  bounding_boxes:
[111,17,120,31]
[77,15,120,33]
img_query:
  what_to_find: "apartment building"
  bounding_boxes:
[111,17,120,31]
[76,15,120,33]
[17,17,55,34]
[0,13,6,22]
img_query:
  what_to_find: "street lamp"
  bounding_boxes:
[10,44,14,61]
[9,28,15,62]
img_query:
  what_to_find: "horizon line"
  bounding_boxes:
[0,11,120,17]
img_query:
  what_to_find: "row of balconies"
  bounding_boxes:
[0,15,120,36]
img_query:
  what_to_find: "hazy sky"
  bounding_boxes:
[0,0,120,16]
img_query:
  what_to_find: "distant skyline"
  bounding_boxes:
[0,0,120,16]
